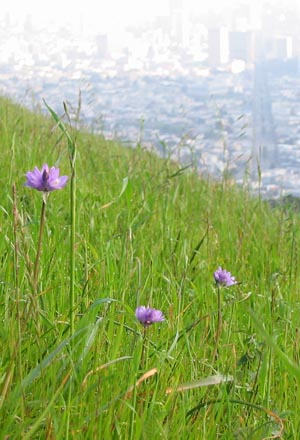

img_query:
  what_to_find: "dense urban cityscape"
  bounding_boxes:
[1,1,300,197]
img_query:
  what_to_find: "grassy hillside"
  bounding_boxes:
[0,96,300,439]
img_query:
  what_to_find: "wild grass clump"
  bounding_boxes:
[0,96,300,439]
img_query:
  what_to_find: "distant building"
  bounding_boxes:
[207,27,229,68]
[275,36,293,59]
[265,35,293,60]
[229,31,255,64]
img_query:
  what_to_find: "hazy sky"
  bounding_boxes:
[3,0,299,31]
[4,0,259,23]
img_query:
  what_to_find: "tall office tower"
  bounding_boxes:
[169,0,190,47]
[229,30,255,64]
[275,36,293,59]
[207,27,229,68]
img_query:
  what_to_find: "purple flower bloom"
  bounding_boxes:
[214,267,237,287]
[135,306,165,327]
[25,164,68,192]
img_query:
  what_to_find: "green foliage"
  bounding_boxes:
[0,96,299,438]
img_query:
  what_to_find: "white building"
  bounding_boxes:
[275,36,293,59]
[207,27,229,68]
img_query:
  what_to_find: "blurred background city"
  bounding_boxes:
[1,0,300,197]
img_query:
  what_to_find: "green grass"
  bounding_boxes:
[0,95,300,439]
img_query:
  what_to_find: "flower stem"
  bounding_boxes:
[212,285,222,362]
[139,326,147,370]
[33,195,47,293]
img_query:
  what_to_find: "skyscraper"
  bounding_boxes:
[207,27,229,68]
[275,36,293,59]
[229,30,255,64]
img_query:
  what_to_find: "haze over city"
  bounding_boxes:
[1,0,300,197]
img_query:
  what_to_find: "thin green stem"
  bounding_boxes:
[66,105,77,440]
[139,326,147,370]
[69,161,76,336]
[12,183,25,417]
[65,154,76,440]
[33,195,47,293]
[27,194,48,337]
[212,285,222,362]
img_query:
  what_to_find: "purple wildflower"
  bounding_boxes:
[135,306,165,327]
[25,164,68,192]
[214,267,237,287]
